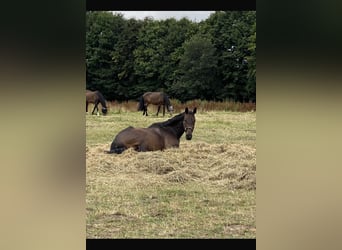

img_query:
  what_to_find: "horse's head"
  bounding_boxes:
[101,107,108,115]
[183,107,197,140]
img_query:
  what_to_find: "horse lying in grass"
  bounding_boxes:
[105,107,196,154]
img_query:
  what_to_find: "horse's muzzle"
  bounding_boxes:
[186,134,192,140]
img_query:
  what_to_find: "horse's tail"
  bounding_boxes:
[137,95,145,111]
[104,147,126,154]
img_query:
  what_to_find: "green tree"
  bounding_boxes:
[86,11,255,103]
[86,11,123,96]
[246,22,256,102]
[109,17,142,100]
[203,11,256,102]
[133,17,197,97]
[170,34,218,102]
[133,18,165,92]
[157,18,197,93]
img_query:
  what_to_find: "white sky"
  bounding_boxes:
[112,11,215,22]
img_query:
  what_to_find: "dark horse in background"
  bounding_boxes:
[137,91,174,116]
[86,89,108,115]
[105,107,197,154]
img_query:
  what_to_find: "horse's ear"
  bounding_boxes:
[185,107,189,114]
[193,107,197,114]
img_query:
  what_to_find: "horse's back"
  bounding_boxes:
[143,91,152,96]
[86,90,96,101]
[86,89,95,96]
[111,126,135,145]
[111,126,165,152]
[143,92,164,104]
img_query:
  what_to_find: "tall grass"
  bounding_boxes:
[104,99,256,114]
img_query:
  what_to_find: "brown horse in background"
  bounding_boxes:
[137,92,173,116]
[86,89,108,115]
[105,107,197,154]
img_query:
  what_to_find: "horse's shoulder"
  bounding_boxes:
[148,126,160,133]
[133,127,151,134]
[146,127,164,137]
[149,126,174,137]
[148,122,160,128]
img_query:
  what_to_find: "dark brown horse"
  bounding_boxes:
[137,92,173,116]
[105,107,197,154]
[86,89,108,115]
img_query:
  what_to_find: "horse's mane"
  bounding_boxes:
[95,91,107,108]
[148,112,184,128]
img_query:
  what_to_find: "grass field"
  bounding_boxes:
[86,104,256,238]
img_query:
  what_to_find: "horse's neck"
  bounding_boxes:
[166,121,184,139]
[98,96,106,108]
[92,92,104,106]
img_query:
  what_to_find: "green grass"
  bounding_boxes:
[87,183,255,238]
[86,109,256,238]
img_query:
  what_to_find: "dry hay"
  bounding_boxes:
[86,141,256,191]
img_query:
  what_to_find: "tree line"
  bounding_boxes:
[86,11,256,103]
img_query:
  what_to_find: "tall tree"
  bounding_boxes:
[203,11,256,102]
[157,18,197,93]
[170,34,218,102]
[132,17,198,97]
[109,17,142,100]
[246,22,256,102]
[86,11,256,102]
[86,11,123,96]
[133,18,166,93]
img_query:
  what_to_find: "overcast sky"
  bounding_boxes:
[112,11,215,22]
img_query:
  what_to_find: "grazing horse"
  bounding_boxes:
[105,107,197,154]
[86,89,108,115]
[137,91,173,116]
